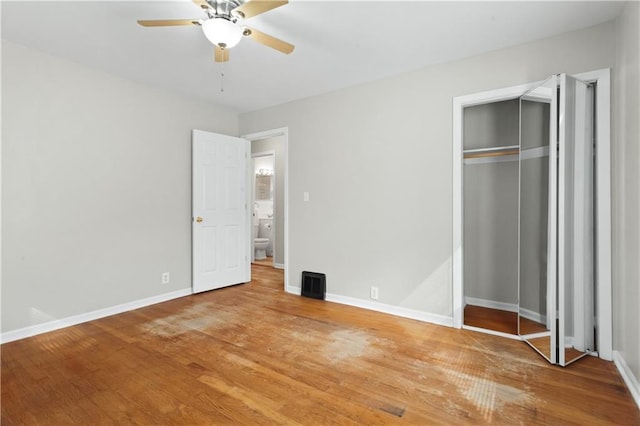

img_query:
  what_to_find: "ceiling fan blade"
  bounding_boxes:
[137,19,201,27]
[192,0,212,11]
[243,27,294,54]
[232,0,287,19]
[215,46,230,62]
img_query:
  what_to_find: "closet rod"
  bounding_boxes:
[464,148,520,159]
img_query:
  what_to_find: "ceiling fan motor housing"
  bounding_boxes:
[206,0,245,19]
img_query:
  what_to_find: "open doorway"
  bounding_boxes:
[243,128,290,291]
[252,151,276,267]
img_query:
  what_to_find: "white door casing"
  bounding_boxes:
[192,130,250,293]
[242,127,291,292]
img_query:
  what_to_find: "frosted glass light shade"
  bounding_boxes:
[202,18,243,48]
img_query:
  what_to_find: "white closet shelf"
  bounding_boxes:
[463,145,520,159]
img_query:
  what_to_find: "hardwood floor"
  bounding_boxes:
[464,305,548,336]
[464,305,519,335]
[2,266,638,424]
[252,256,274,268]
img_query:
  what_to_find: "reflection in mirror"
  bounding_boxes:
[255,169,273,201]
[518,75,556,363]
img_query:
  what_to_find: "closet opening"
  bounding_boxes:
[462,99,521,338]
[452,70,612,366]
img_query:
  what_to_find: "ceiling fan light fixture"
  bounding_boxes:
[202,18,243,49]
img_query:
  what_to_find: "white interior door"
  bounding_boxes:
[192,129,250,293]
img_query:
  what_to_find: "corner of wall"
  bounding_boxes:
[612,0,640,404]
[614,351,640,409]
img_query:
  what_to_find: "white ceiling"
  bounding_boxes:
[1,1,624,113]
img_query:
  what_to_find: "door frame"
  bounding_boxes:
[242,127,291,292]
[452,69,612,360]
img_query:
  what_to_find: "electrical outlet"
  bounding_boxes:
[162,272,170,284]
[370,286,379,300]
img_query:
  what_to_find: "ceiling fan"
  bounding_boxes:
[137,0,294,62]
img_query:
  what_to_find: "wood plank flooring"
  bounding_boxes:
[2,266,638,424]
[464,305,548,336]
[252,256,274,268]
[464,305,519,335]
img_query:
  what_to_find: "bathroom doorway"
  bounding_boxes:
[243,128,289,292]
[252,151,276,267]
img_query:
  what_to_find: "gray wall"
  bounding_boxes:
[251,136,285,266]
[464,161,519,305]
[463,100,520,150]
[239,21,617,317]
[463,100,519,305]
[519,156,549,317]
[613,1,640,390]
[1,40,238,332]
[519,100,551,318]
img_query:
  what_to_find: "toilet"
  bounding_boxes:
[253,224,270,260]
[254,238,269,260]
[259,218,273,257]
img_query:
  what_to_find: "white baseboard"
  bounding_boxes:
[1,288,192,344]
[613,351,640,409]
[465,296,518,313]
[519,307,547,325]
[462,324,521,340]
[465,297,548,325]
[285,288,453,327]
[325,293,453,327]
[286,285,301,295]
[274,263,285,269]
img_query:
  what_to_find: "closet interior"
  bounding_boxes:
[463,99,521,335]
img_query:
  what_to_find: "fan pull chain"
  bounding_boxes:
[220,56,225,92]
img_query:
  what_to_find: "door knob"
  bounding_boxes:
[195,217,203,223]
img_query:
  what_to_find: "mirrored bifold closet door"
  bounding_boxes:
[518,74,595,366]
[517,75,557,363]
[518,73,595,366]
[558,74,595,366]
[463,73,596,366]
